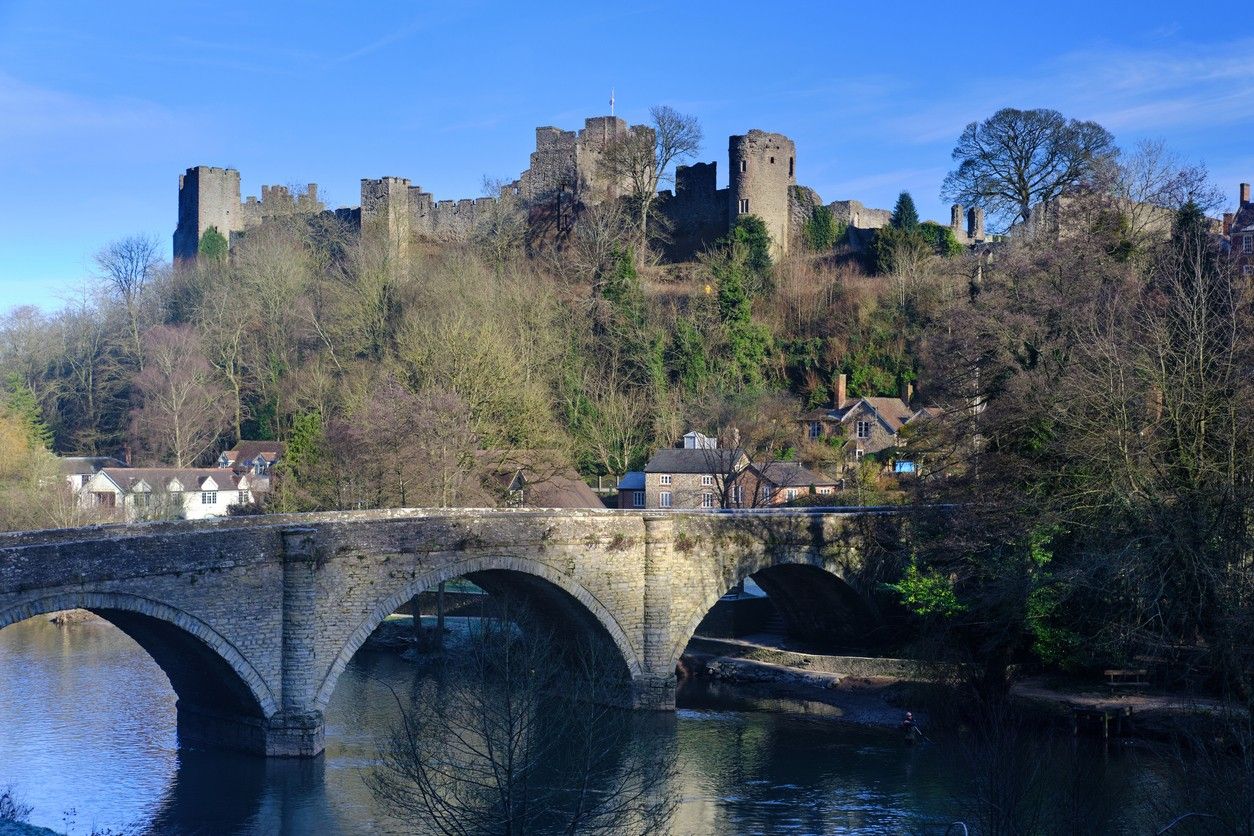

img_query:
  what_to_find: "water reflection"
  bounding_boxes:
[1,614,1164,835]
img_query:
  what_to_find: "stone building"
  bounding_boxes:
[173,166,323,262]
[176,111,959,265]
[800,374,933,471]
[1223,182,1254,277]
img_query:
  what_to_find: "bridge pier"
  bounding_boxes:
[176,704,325,757]
[639,515,678,710]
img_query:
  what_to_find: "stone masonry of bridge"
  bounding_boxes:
[0,508,892,757]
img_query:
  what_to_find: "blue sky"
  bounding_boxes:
[2,1,1252,310]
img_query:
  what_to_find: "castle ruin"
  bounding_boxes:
[173,113,979,264]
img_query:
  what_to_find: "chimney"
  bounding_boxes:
[834,373,848,407]
[1224,213,1235,236]
[1241,182,1251,206]
[900,380,914,404]
[950,204,963,231]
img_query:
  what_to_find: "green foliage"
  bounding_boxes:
[273,411,330,512]
[917,221,963,256]
[802,204,843,251]
[1,375,52,451]
[713,248,773,390]
[727,215,773,278]
[888,558,965,618]
[198,226,229,262]
[890,192,919,231]
[668,317,710,394]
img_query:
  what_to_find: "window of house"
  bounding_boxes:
[660,474,672,486]
[786,488,799,501]
[817,486,832,495]
[632,490,644,508]
[201,491,217,505]
[732,485,744,505]
[1244,235,1253,254]
[856,420,872,439]
[738,198,749,214]
[93,492,116,508]
[854,449,865,460]
[133,493,150,508]
[762,485,775,502]
[659,491,672,508]
[808,421,821,440]
[702,492,715,508]
[701,474,713,486]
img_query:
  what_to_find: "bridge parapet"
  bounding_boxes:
[0,506,905,757]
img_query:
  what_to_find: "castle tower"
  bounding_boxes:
[728,130,796,258]
[360,177,412,260]
[174,166,242,262]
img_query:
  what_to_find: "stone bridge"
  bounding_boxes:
[0,507,901,757]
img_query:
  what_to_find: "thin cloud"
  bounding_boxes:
[884,39,1254,144]
[0,73,181,145]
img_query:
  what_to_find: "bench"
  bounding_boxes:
[1104,668,1148,689]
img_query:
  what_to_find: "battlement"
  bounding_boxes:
[176,113,814,264]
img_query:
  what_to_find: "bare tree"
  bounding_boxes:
[942,108,1117,231]
[329,378,482,509]
[600,105,702,244]
[474,177,528,270]
[95,235,162,365]
[367,598,678,835]
[130,325,230,467]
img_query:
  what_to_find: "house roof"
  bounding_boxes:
[477,450,606,510]
[749,461,838,488]
[617,471,645,491]
[222,441,285,463]
[834,397,917,432]
[644,448,748,474]
[59,456,126,475]
[94,467,243,493]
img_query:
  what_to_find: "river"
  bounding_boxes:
[1,614,1165,834]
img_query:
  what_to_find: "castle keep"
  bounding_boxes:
[174,113,979,263]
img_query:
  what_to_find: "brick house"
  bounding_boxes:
[1223,182,1254,279]
[801,374,933,470]
[742,461,839,505]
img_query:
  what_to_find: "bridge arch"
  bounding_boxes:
[0,591,278,747]
[314,553,644,714]
[668,551,879,672]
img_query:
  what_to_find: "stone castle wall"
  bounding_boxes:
[178,114,966,264]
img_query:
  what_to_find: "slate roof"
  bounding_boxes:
[643,448,748,474]
[617,472,645,491]
[221,441,285,464]
[94,467,243,493]
[750,461,838,488]
[59,456,126,475]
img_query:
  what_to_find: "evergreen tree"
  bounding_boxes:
[1,374,52,451]
[890,191,920,230]
[199,226,229,262]
[729,215,773,278]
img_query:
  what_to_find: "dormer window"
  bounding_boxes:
[856,420,872,439]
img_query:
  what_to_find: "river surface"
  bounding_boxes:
[1,614,1163,835]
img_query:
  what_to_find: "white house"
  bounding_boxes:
[80,467,265,522]
[59,456,126,492]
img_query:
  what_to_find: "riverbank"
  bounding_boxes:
[680,634,1233,740]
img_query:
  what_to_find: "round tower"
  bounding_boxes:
[728,130,796,258]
